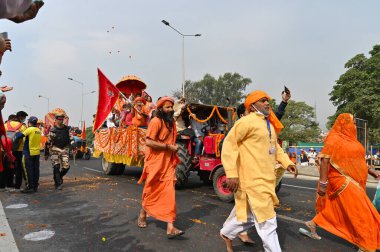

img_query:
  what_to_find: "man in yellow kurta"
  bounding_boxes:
[220,90,297,252]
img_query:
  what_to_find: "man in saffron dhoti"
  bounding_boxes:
[137,96,184,239]
[220,90,297,252]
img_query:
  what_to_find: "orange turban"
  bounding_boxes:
[156,96,174,108]
[134,97,146,105]
[244,90,284,134]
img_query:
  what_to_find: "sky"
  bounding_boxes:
[1,0,380,130]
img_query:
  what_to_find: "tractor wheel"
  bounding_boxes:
[117,164,126,175]
[213,167,234,202]
[275,179,282,194]
[101,157,120,175]
[175,142,192,188]
[75,151,84,159]
[83,151,91,160]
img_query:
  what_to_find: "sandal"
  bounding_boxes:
[167,229,185,239]
[299,228,321,240]
[137,213,147,228]
[238,233,256,245]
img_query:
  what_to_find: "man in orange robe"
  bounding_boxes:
[137,96,184,239]
[301,113,380,252]
[132,97,149,127]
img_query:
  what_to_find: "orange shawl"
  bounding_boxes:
[314,113,380,251]
[320,113,367,188]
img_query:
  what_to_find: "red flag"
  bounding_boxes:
[93,68,120,132]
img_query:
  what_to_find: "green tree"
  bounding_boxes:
[86,126,94,147]
[279,101,321,145]
[172,73,251,107]
[328,44,380,143]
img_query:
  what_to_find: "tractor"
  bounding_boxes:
[174,103,235,202]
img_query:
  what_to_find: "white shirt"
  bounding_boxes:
[106,113,116,128]
[307,151,317,162]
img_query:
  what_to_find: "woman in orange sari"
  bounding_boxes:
[301,113,380,252]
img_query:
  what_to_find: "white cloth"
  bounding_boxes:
[0,0,31,19]
[307,151,317,165]
[221,206,281,252]
[106,113,116,128]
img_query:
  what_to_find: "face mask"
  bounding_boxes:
[21,118,26,123]
[251,104,265,116]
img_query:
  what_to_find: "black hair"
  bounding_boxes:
[155,108,174,131]
[16,111,28,117]
[236,103,246,118]
[8,114,16,121]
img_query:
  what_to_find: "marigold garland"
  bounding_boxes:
[209,133,225,157]
[187,106,232,124]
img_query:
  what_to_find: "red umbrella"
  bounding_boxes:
[115,75,147,97]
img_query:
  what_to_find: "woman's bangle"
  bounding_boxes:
[319,180,328,185]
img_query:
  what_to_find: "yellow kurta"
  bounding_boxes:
[221,112,293,223]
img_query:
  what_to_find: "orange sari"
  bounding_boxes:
[138,117,180,222]
[313,113,380,251]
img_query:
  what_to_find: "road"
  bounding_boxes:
[0,158,377,252]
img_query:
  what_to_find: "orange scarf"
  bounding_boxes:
[320,113,367,188]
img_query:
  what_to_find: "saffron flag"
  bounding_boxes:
[81,121,86,140]
[93,68,120,132]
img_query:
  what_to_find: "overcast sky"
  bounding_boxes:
[1,1,379,130]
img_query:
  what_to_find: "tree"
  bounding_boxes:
[172,73,251,107]
[328,44,380,144]
[279,101,321,145]
[86,126,94,147]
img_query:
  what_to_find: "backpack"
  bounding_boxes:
[6,121,23,151]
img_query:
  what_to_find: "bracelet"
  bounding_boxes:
[319,180,328,185]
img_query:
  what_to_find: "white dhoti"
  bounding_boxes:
[221,206,281,252]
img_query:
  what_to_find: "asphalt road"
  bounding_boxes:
[0,157,377,252]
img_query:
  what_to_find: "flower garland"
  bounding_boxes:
[209,133,225,157]
[187,106,232,124]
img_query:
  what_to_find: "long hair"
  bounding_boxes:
[155,108,174,130]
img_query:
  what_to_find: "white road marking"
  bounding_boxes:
[23,230,55,241]
[282,184,316,191]
[6,204,28,209]
[277,214,305,224]
[83,166,103,173]
[0,200,19,252]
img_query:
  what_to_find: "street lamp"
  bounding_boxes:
[83,90,96,96]
[38,95,50,113]
[161,19,201,98]
[22,104,32,115]
[68,77,84,128]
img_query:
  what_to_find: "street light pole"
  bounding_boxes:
[38,95,50,114]
[68,77,84,128]
[162,20,201,98]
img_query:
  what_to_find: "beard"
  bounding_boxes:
[261,109,270,116]
[156,109,175,128]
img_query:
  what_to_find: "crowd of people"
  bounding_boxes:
[103,93,156,128]
[135,90,379,252]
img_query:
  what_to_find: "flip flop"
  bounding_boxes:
[238,234,256,245]
[299,228,321,240]
[137,214,147,228]
[167,230,185,239]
